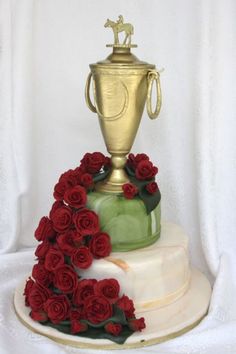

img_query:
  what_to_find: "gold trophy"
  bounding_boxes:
[85,15,162,193]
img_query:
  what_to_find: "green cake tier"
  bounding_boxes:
[87,191,161,251]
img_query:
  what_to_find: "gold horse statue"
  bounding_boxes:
[104,15,134,45]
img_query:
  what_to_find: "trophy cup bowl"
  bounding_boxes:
[85,46,162,193]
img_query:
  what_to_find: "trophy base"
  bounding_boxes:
[95,180,124,194]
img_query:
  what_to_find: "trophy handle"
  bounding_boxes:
[146,70,162,120]
[85,72,129,121]
[85,72,97,113]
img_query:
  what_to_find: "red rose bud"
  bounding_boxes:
[34,217,55,241]
[89,232,112,259]
[105,322,122,336]
[69,308,84,321]
[71,320,88,334]
[84,295,113,324]
[146,181,158,194]
[116,295,135,319]
[81,152,106,174]
[49,201,64,219]
[30,310,48,322]
[32,263,52,287]
[122,183,138,199]
[73,208,99,236]
[135,160,158,181]
[128,317,146,332]
[64,185,87,209]
[35,240,50,259]
[44,295,70,324]
[57,230,77,256]
[80,173,93,189]
[94,279,120,304]
[71,246,93,269]
[51,206,72,233]
[73,279,97,306]
[53,181,67,201]
[53,265,78,294]
[44,247,65,271]
[23,277,35,306]
[28,283,52,311]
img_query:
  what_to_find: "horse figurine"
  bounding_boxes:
[104,16,134,45]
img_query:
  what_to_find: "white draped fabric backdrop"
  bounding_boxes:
[0,0,236,353]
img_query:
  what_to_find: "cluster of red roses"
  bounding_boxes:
[122,153,159,199]
[24,152,145,340]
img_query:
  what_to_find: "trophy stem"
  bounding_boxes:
[96,154,129,194]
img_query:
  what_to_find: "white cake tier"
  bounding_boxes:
[78,222,191,312]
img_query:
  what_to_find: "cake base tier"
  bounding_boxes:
[14,268,211,350]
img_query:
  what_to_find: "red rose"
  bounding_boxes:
[49,201,64,219]
[105,322,122,336]
[64,185,87,208]
[44,247,65,271]
[23,278,35,306]
[51,206,72,233]
[81,152,106,174]
[128,317,146,331]
[73,279,97,306]
[34,217,55,241]
[54,265,78,294]
[84,295,112,324]
[71,320,88,334]
[35,240,50,259]
[89,232,111,259]
[30,310,48,322]
[32,263,52,287]
[56,230,77,256]
[116,295,135,319]
[104,156,111,169]
[59,169,78,188]
[73,208,99,236]
[146,181,158,194]
[80,173,93,189]
[44,295,70,324]
[135,160,158,180]
[72,166,85,184]
[28,283,52,311]
[53,181,67,201]
[71,246,93,269]
[94,279,120,304]
[127,153,149,169]
[122,183,138,199]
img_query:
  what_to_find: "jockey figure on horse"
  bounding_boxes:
[104,15,134,45]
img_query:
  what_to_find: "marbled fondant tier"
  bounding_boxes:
[78,222,190,312]
[87,191,161,251]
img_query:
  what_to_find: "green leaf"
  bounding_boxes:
[41,321,134,345]
[139,186,161,214]
[82,306,128,328]
[125,165,135,177]
[93,168,111,183]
